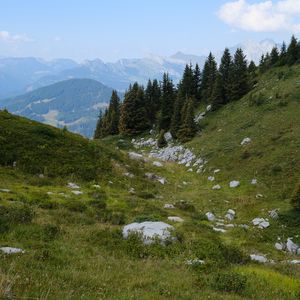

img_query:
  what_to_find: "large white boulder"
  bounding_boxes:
[164,132,173,142]
[0,247,25,254]
[122,222,174,245]
[229,180,240,188]
[286,238,300,254]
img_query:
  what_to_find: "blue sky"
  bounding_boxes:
[0,0,299,62]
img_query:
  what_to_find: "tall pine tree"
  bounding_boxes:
[201,52,217,103]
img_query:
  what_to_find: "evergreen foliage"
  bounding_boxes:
[201,52,217,102]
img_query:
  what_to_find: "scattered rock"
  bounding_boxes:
[122,221,174,245]
[214,169,220,174]
[128,152,146,162]
[208,176,215,181]
[186,259,205,265]
[129,187,135,194]
[164,132,173,142]
[0,247,25,254]
[0,189,10,193]
[206,104,212,111]
[168,216,184,223]
[123,172,134,178]
[195,112,206,123]
[93,184,101,189]
[153,161,163,167]
[250,254,268,263]
[225,209,236,221]
[212,184,221,190]
[187,168,193,172]
[164,204,175,209]
[133,138,156,148]
[47,192,54,195]
[256,193,264,198]
[145,173,167,185]
[213,227,226,233]
[38,174,45,179]
[275,242,285,251]
[225,224,235,228]
[269,209,279,219]
[241,137,251,146]
[71,190,83,195]
[286,238,300,254]
[239,224,250,229]
[229,180,240,188]
[67,182,80,189]
[288,260,300,265]
[206,212,216,221]
[251,179,257,185]
[252,218,270,229]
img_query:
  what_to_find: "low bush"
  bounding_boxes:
[211,271,247,294]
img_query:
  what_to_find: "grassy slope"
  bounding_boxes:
[0,65,300,299]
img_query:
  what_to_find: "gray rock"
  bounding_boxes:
[288,260,300,264]
[206,104,212,111]
[206,212,216,221]
[208,176,215,181]
[269,209,279,219]
[164,204,175,209]
[153,161,163,167]
[168,216,184,223]
[252,218,270,229]
[123,172,134,178]
[71,190,83,195]
[250,254,268,263]
[213,227,226,233]
[186,259,205,265]
[286,238,299,254]
[164,132,173,142]
[225,209,236,221]
[229,180,240,188]
[241,137,251,146]
[251,179,257,185]
[128,152,146,161]
[212,184,221,190]
[0,189,10,193]
[214,169,221,174]
[275,242,285,251]
[0,247,25,254]
[67,182,80,189]
[122,222,174,245]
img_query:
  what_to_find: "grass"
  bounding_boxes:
[0,64,300,298]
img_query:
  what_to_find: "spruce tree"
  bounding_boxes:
[270,47,279,66]
[106,90,121,135]
[158,73,175,131]
[231,48,249,101]
[193,63,202,102]
[211,72,224,111]
[219,48,233,104]
[286,35,299,66]
[119,83,150,134]
[145,79,161,124]
[94,110,103,139]
[177,98,197,142]
[279,42,287,66]
[201,52,217,103]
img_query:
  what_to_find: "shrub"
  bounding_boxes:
[249,93,265,106]
[211,271,247,294]
[89,199,107,210]
[97,210,125,225]
[63,200,87,212]
[291,181,300,211]
[0,204,34,225]
[174,200,196,212]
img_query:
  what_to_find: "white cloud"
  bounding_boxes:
[0,30,34,43]
[218,0,300,32]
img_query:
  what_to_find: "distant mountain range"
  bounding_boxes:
[0,39,277,98]
[0,79,116,137]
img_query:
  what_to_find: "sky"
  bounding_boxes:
[0,0,299,62]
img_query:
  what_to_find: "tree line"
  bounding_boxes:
[94,35,300,143]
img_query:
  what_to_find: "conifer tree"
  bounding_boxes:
[286,35,299,66]
[94,110,104,139]
[193,63,202,102]
[177,98,197,142]
[201,52,217,102]
[145,79,161,124]
[119,83,150,134]
[248,60,257,88]
[219,48,233,104]
[279,42,287,66]
[106,90,121,135]
[211,72,224,111]
[158,73,175,131]
[270,47,279,66]
[231,48,249,101]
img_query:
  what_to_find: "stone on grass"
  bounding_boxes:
[122,222,174,245]
[0,189,11,193]
[186,259,205,265]
[251,179,257,185]
[208,176,215,181]
[206,212,216,221]
[275,242,285,251]
[256,194,264,198]
[187,168,193,172]
[72,190,83,195]
[164,204,175,209]
[241,137,251,146]
[212,184,221,190]
[153,161,163,167]
[67,182,80,189]
[269,209,279,219]
[288,260,300,265]
[252,218,270,229]
[164,132,173,142]
[128,152,145,161]
[213,227,226,233]
[250,254,268,263]
[214,169,220,174]
[225,209,236,221]
[206,104,212,111]
[123,172,134,178]
[168,216,184,223]
[229,180,240,188]
[47,192,54,195]
[286,238,299,254]
[145,173,166,185]
[0,247,25,254]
